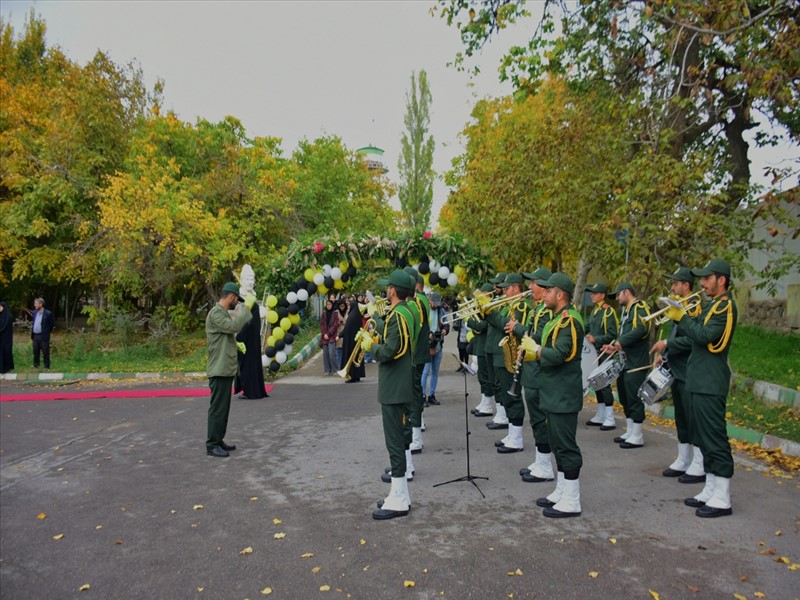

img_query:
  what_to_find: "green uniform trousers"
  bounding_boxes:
[691,392,734,478]
[408,363,425,428]
[523,385,548,445]
[595,385,614,407]
[671,378,690,443]
[498,368,525,422]
[546,411,582,472]
[485,358,501,397]
[617,369,647,422]
[207,376,233,451]
[477,355,492,396]
[382,403,408,478]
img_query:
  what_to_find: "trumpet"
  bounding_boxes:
[337,319,377,380]
[642,292,703,326]
[361,291,388,318]
[440,290,493,325]
[479,289,532,314]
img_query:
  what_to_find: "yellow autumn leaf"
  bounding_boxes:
[359,539,366,545]
[272,518,282,525]
[404,581,416,588]
[193,504,203,510]
[311,566,321,574]
[96,525,103,530]
[273,532,286,539]
[775,556,790,564]
[320,584,331,591]
[79,584,90,591]
[609,538,617,544]
[754,592,766,598]
[197,587,204,592]
[774,530,782,536]
[300,552,314,558]
[733,594,747,600]
[37,513,47,520]
[423,568,428,574]
[648,590,660,600]
[261,587,272,596]
[588,571,599,578]
[240,547,253,555]
[52,534,64,540]
[250,497,258,501]
[515,568,523,576]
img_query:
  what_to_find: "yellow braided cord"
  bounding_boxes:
[704,298,733,354]
[561,316,578,362]
[394,312,410,359]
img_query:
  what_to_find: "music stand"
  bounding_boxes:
[434,354,488,497]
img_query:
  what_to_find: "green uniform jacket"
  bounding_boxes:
[485,299,530,367]
[586,303,618,350]
[408,293,431,365]
[539,307,585,414]
[617,300,651,370]
[663,302,701,381]
[513,301,552,389]
[467,318,488,355]
[678,293,737,396]
[372,304,414,405]
[206,303,252,378]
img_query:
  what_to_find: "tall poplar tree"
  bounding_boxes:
[397,70,435,232]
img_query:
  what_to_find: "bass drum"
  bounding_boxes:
[581,338,598,396]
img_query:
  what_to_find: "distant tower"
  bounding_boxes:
[356,145,389,174]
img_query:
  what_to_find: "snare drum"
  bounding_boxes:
[638,365,674,405]
[581,339,598,395]
[587,356,624,391]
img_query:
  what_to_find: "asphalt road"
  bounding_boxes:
[1,343,798,600]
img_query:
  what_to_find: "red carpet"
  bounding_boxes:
[0,385,273,402]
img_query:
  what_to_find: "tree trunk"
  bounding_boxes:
[573,253,592,310]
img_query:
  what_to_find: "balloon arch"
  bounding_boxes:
[258,232,494,373]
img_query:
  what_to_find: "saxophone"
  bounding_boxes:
[499,318,520,374]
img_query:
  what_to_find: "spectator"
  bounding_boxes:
[339,298,366,383]
[335,298,348,366]
[31,297,54,369]
[320,298,340,375]
[421,292,450,405]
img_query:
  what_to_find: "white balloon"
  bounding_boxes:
[275,351,287,364]
[313,272,325,286]
[261,354,268,367]
[412,263,420,271]
[438,266,450,279]
[286,291,298,304]
[283,344,292,355]
[322,264,332,276]
[297,289,309,302]
[259,305,267,319]
[430,260,441,272]
[330,267,342,280]
[447,273,459,286]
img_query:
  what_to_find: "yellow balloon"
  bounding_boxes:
[266,295,278,308]
[273,327,285,340]
[267,335,276,347]
[466,330,474,342]
[280,317,292,331]
[318,284,328,295]
[289,312,301,324]
[267,310,279,324]
[304,268,314,282]
[338,260,349,271]
[422,273,430,285]
[334,279,344,290]
[351,256,362,269]
[454,264,465,277]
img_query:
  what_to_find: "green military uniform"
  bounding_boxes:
[467,317,490,395]
[612,282,651,425]
[205,290,252,453]
[585,285,619,412]
[404,267,430,432]
[483,273,506,407]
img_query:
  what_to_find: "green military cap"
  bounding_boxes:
[691,258,731,278]
[221,281,244,301]
[538,272,575,295]
[403,266,423,284]
[479,283,494,293]
[609,281,635,297]
[587,283,609,294]
[498,273,524,288]
[378,269,416,291]
[489,272,507,284]
[663,266,694,283]
[522,267,552,282]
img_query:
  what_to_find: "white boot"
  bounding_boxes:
[473,395,485,412]
[526,450,554,481]
[537,472,565,507]
[476,394,493,414]
[619,422,644,448]
[400,475,412,508]
[687,473,716,506]
[404,449,415,481]
[420,415,426,432]
[546,477,581,517]
[492,403,509,425]
[374,477,410,519]
[698,476,732,517]
[614,418,633,442]
[587,402,605,426]
[684,446,706,477]
[410,427,423,453]
[601,404,616,429]
[664,443,692,476]
[498,424,524,452]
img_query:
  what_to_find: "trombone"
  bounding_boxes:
[441,290,492,325]
[642,292,704,326]
[337,319,377,380]
[361,291,388,318]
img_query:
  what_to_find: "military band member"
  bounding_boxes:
[515,267,555,482]
[521,273,586,517]
[649,267,705,482]
[469,283,497,417]
[584,283,619,430]
[359,270,417,520]
[489,273,531,453]
[484,272,509,431]
[664,259,737,518]
[404,267,430,455]
[602,281,651,448]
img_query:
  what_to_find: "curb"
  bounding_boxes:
[284,333,321,370]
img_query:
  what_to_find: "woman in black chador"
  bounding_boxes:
[339,298,366,383]
[234,302,269,399]
[0,301,13,374]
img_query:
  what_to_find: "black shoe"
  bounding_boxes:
[585,420,603,427]
[473,411,493,417]
[678,473,706,484]
[696,505,732,518]
[536,497,555,508]
[381,471,413,482]
[599,424,616,431]
[520,468,531,477]
[522,472,554,482]
[427,395,440,405]
[613,435,628,443]
[543,506,581,518]
[494,439,506,448]
[497,446,524,454]
[372,507,409,520]
[684,497,705,508]
[384,467,415,476]
[207,447,229,458]
[219,441,236,451]
[619,441,643,449]
[486,422,509,430]
[662,468,685,477]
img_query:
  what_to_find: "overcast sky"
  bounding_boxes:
[2,1,796,226]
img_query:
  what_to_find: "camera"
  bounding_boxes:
[429,331,443,349]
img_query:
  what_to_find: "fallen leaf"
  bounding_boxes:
[739,575,749,582]
[272,518,282,525]
[320,585,331,591]
[648,590,660,600]
[52,534,64,540]
[515,568,523,576]
[363,566,369,571]
[588,571,599,578]
[733,594,747,600]
[775,556,790,564]
[273,532,286,539]
[79,584,90,591]
[95,525,103,530]
[754,592,766,598]
[687,584,700,593]
[359,539,366,545]
[609,538,617,544]
[57,467,64,472]
[193,504,203,510]
[311,566,321,574]
[37,513,47,520]
[788,563,800,571]
[261,587,272,596]
[774,530,782,536]
[197,587,204,592]
[300,552,314,558]
[757,540,766,546]
[115,539,123,545]
[404,581,415,588]
[759,548,776,555]
[240,547,253,555]
[250,497,258,501]
[423,568,428,574]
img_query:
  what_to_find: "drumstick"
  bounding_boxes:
[627,361,657,374]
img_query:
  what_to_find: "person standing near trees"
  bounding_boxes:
[584,283,619,430]
[320,298,340,376]
[205,282,254,458]
[31,298,54,369]
[0,301,14,373]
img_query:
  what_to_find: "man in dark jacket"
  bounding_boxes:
[31,297,55,369]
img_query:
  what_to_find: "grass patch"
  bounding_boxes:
[729,324,800,389]
[727,387,800,443]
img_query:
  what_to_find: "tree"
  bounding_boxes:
[397,70,435,232]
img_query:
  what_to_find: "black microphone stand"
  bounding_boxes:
[434,354,488,497]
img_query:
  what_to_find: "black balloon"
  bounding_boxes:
[269,360,281,372]
[297,299,307,309]
[275,339,286,351]
[289,324,300,335]
[418,262,430,274]
[288,304,300,315]
[340,273,349,283]
[289,282,299,293]
[277,306,289,319]
[395,256,408,268]
[296,278,308,290]
[439,277,449,288]
[307,282,318,295]
[283,333,295,345]
[324,276,334,289]
[265,346,277,358]
[346,265,357,277]
[278,297,289,308]
[429,272,440,286]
